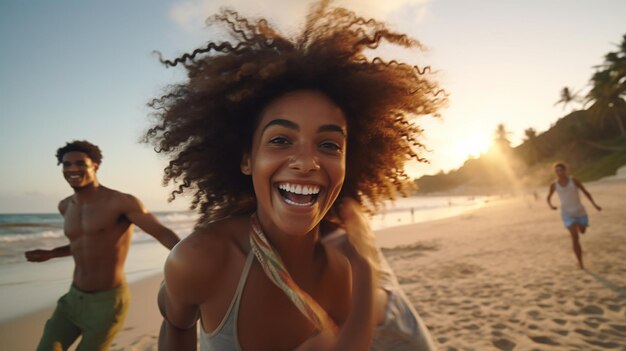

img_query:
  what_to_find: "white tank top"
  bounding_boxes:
[554,176,586,216]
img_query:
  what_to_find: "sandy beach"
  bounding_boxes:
[1,178,624,350]
[378,178,626,350]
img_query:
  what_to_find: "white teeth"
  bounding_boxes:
[284,197,315,206]
[278,183,320,195]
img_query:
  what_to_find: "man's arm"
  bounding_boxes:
[25,245,71,262]
[25,198,72,262]
[573,178,602,211]
[547,183,557,210]
[122,194,180,249]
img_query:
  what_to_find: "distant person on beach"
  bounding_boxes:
[25,140,180,351]
[547,162,602,269]
[146,1,442,350]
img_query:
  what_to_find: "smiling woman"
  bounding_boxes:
[241,91,347,237]
[144,0,444,350]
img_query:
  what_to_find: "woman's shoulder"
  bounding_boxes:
[164,216,251,302]
[173,216,250,264]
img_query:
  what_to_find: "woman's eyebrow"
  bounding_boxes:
[318,124,346,136]
[262,118,299,133]
[262,118,346,136]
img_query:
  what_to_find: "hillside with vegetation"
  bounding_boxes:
[415,34,626,194]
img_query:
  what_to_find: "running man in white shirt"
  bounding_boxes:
[547,162,602,269]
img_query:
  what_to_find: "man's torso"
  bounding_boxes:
[555,177,586,216]
[63,188,133,291]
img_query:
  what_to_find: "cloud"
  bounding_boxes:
[168,0,432,34]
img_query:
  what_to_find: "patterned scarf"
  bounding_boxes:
[249,213,338,334]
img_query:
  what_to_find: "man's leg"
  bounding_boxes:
[577,215,589,234]
[576,215,589,234]
[568,225,584,269]
[36,293,81,351]
[75,284,130,351]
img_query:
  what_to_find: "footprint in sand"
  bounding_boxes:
[607,304,621,312]
[588,316,609,323]
[602,327,626,339]
[526,310,541,318]
[583,319,600,329]
[574,328,595,337]
[492,338,515,351]
[608,324,626,332]
[528,335,559,345]
[583,339,622,349]
[580,305,604,315]
[550,328,568,336]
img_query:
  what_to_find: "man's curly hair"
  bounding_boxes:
[145,0,446,222]
[56,140,103,165]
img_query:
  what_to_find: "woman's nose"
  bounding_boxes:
[289,146,320,172]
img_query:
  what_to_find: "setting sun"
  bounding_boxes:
[453,135,491,161]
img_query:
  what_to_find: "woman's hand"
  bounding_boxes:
[337,198,379,270]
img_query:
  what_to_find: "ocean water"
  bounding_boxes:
[0,195,489,321]
[0,211,199,265]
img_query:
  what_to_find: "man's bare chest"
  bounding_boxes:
[63,203,129,240]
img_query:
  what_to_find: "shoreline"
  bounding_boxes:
[0,194,486,323]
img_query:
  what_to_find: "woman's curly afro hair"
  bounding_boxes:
[145,0,446,222]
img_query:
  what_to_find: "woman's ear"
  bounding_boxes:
[241,153,251,175]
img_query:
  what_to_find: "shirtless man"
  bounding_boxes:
[25,140,180,351]
[547,162,602,269]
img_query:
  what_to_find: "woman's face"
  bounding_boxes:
[242,90,347,237]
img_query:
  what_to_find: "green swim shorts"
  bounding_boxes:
[36,283,130,351]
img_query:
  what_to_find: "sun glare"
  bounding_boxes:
[454,136,491,161]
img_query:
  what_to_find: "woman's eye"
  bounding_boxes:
[320,142,341,152]
[269,136,290,145]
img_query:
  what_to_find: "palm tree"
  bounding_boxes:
[493,123,511,150]
[521,127,539,165]
[554,87,582,111]
[585,34,626,137]
[524,128,537,140]
[586,70,626,136]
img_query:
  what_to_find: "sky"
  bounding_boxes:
[1,0,624,213]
